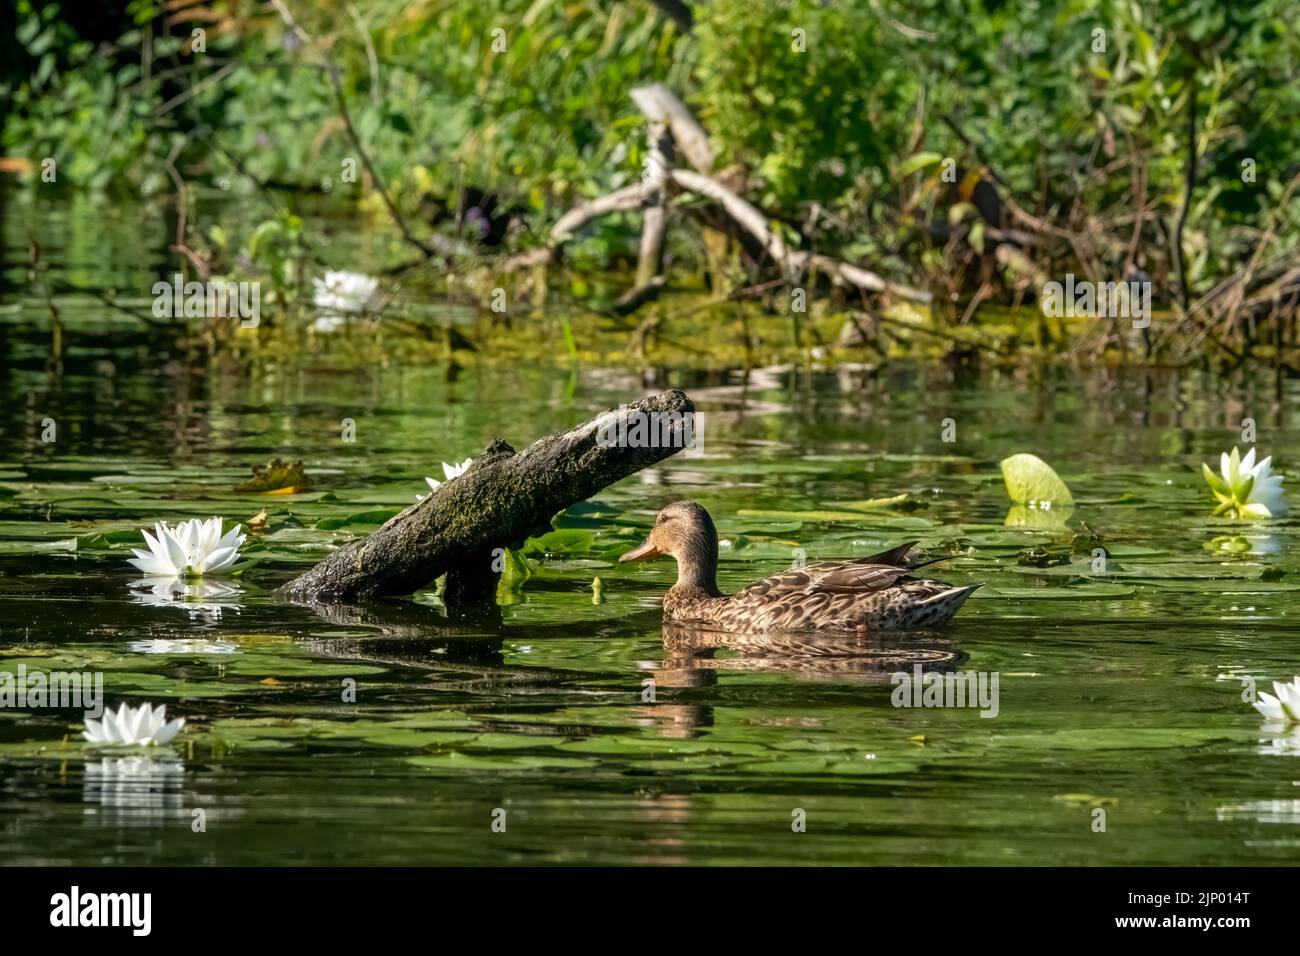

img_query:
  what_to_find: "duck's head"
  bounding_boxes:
[620,500,720,592]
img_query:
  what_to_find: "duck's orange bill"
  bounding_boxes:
[619,539,660,562]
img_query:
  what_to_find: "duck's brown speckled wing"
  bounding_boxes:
[734,561,913,601]
[692,542,974,633]
[716,574,973,633]
[732,540,926,602]
[663,539,975,633]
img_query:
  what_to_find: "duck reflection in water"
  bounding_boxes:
[651,623,966,686]
[635,623,968,738]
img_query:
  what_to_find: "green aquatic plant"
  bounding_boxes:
[235,459,311,494]
[999,453,1074,507]
[496,547,532,603]
[1000,453,1074,528]
[1204,534,1279,555]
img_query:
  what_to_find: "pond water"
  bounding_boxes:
[2,201,1299,866]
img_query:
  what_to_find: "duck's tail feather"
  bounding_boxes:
[857,540,923,568]
[905,554,958,574]
[910,583,980,626]
[857,541,958,572]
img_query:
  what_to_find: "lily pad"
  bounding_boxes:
[1000,454,1074,505]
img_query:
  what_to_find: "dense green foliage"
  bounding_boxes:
[2,0,1298,348]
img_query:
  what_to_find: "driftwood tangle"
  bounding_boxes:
[283,389,695,604]
[501,83,931,305]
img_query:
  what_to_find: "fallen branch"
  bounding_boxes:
[500,183,649,271]
[630,84,715,174]
[613,276,668,316]
[500,169,931,303]
[283,389,696,604]
[636,120,672,287]
[669,170,932,303]
[669,168,790,263]
[494,85,929,304]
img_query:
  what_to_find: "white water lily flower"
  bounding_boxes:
[128,517,245,579]
[83,703,186,747]
[419,457,474,500]
[311,270,379,332]
[1254,677,1300,723]
[1202,447,1287,520]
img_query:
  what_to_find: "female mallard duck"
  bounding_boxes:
[620,501,977,633]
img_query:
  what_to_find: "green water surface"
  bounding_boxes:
[1,202,1298,866]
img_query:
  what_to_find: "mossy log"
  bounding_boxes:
[282,389,695,604]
